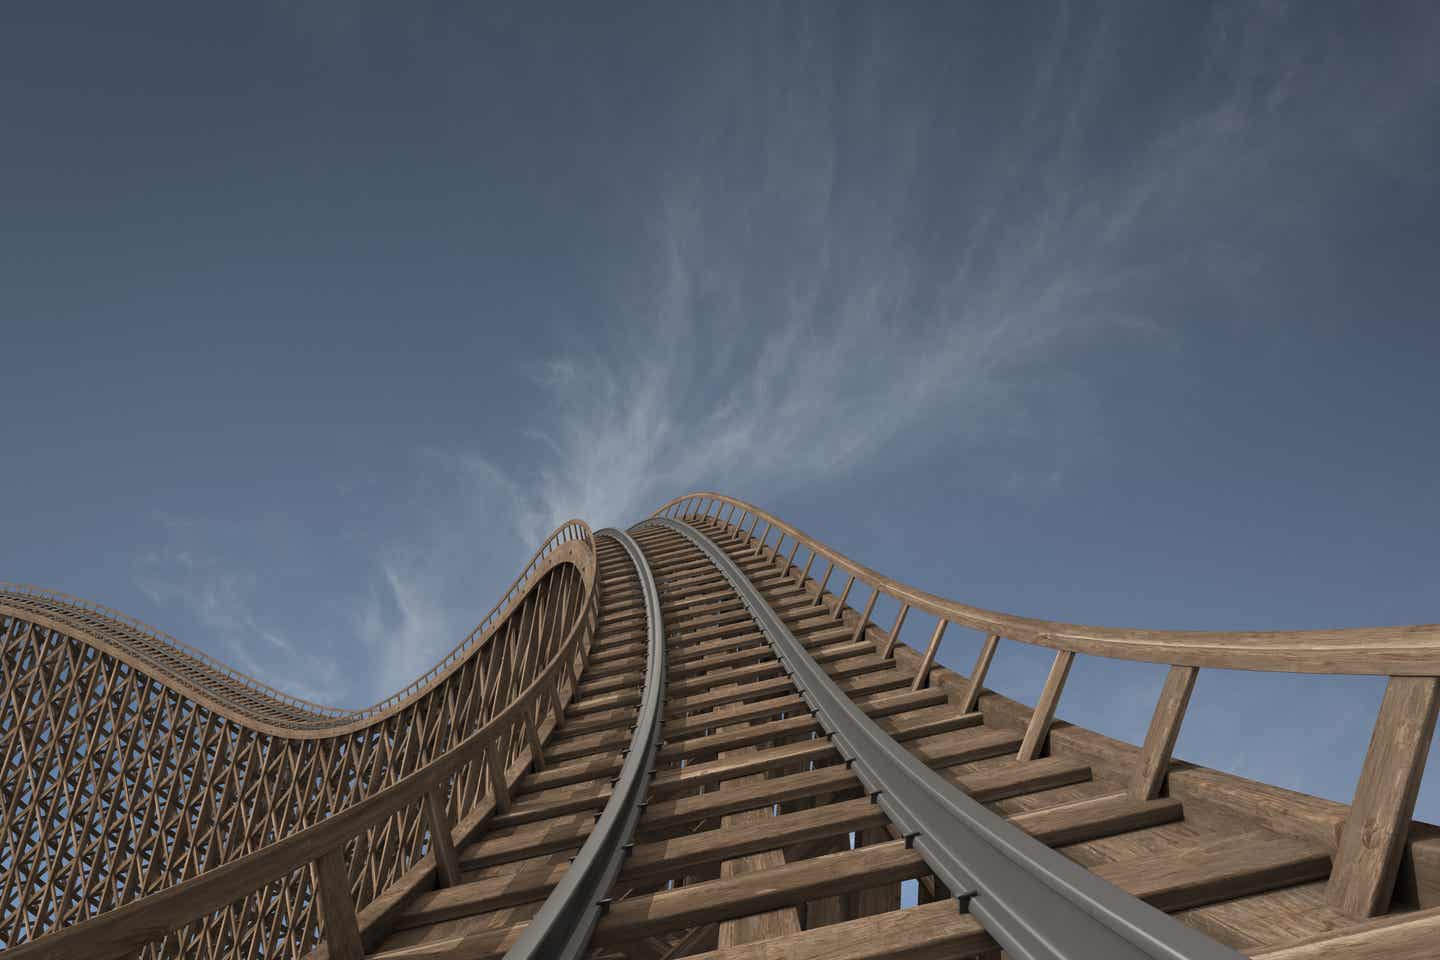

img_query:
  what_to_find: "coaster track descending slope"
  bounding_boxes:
[2,493,1439,959]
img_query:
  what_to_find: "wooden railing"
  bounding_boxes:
[1,548,598,959]
[0,522,597,958]
[656,492,1440,919]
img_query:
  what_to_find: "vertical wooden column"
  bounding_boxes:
[314,847,363,960]
[1328,676,1440,917]
[424,786,463,888]
[1131,666,1199,800]
[1018,650,1075,761]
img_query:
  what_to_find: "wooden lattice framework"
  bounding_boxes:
[0,522,595,957]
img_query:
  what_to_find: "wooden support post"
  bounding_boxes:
[880,604,910,660]
[1132,666,1199,800]
[958,634,999,714]
[1018,650,1075,761]
[795,552,816,588]
[424,786,463,888]
[810,564,833,606]
[850,590,879,639]
[1328,676,1440,917]
[831,575,855,619]
[751,522,772,557]
[911,619,949,692]
[314,847,364,960]
[485,738,511,814]
[523,705,546,771]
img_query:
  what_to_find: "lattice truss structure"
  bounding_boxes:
[0,524,593,957]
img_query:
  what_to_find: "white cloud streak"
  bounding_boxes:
[133,515,347,706]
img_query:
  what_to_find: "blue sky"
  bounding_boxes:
[3,2,1438,822]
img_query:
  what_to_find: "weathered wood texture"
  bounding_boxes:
[1327,676,1440,917]
[8,492,1440,960]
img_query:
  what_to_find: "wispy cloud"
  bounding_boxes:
[133,515,347,706]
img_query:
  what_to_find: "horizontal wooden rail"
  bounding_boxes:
[655,493,1440,676]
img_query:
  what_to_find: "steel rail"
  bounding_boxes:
[503,528,667,960]
[644,517,1246,960]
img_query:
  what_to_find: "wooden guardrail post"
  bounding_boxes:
[1131,666,1198,800]
[848,589,878,635]
[314,847,363,960]
[911,619,949,691]
[880,603,910,659]
[958,634,999,714]
[523,705,545,771]
[485,737,512,814]
[423,786,463,888]
[1327,676,1440,917]
[1018,650,1075,761]
[810,563,834,606]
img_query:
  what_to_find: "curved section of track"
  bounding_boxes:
[502,529,666,960]
[647,517,1243,960]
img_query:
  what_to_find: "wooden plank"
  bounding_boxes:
[1017,649,1074,761]
[1009,792,1183,847]
[1327,676,1440,917]
[946,755,1092,803]
[459,811,592,870]
[641,765,859,832]
[652,737,838,796]
[622,796,888,883]
[1131,664,1198,800]
[591,841,928,947]
[1251,905,1440,960]
[681,897,992,960]
[1095,833,1331,913]
[394,862,568,930]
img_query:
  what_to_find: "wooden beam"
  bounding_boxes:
[422,788,462,888]
[680,898,991,960]
[958,634,999,714]
[1253,906,1440,960]
[1017,649,1074,761]
[1327,676,1440,917]
[1131,665,1199,800]
[314,848,364,960]
[592,841,927,947]
[909,619,949,691]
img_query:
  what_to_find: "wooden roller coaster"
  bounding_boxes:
[1,492,1437,959]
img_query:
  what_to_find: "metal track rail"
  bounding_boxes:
[643,517,1245,960]
[502,528,666,960]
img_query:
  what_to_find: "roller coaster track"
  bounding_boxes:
[1,493,1438,958]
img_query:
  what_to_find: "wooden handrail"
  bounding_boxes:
[656,492,1440,676]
